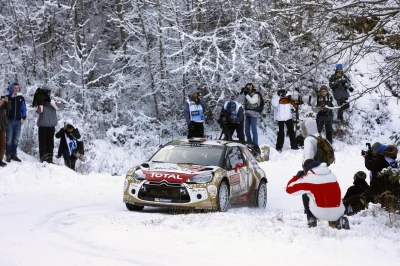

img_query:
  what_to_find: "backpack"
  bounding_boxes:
[310,135,335,166]
[253,91,265,113]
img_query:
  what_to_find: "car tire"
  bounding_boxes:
[256,180,267,208]
[217,180,229,212]
[125,203,144,211]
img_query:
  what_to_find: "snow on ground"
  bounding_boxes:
[1,143,400,266]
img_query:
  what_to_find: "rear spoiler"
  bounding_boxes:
[231,140,261,158]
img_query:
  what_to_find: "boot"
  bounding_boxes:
[308,216,317,228]
[338,216,350,230]
[0,161,7,167]
[6,155,12,163]
[12,154,21,162]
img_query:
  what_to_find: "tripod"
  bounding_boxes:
[219,123,232,141]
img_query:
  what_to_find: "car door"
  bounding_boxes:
[239,146,259,195]
[225,146,247,203]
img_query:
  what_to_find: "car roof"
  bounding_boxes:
[166,138,247,148]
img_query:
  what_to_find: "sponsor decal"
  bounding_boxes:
[144,171,197,183]
[207,185,217,198]
[155,198,172,203]
[231,173,240,183]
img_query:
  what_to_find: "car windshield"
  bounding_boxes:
[150,144,223,166]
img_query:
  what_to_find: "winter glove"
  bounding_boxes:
[348,87,354,92]
[240,87,249,95]
[296,170,304,178]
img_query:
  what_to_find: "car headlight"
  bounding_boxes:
[133,169,146,180]
[186,172,214,184]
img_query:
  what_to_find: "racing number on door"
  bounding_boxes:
[226,147,246,195]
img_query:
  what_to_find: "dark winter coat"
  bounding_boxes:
[343,178,369,201]
[0,98,10,131]
[55,127,81,158]
[7,83,27,121]
[364,146,400,198]
[329,73,350,99]
[219,105,245,125]
[316,93,334,117]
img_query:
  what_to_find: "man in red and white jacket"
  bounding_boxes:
[286,159,346,228]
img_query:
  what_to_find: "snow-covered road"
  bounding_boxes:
[1,145,399,266]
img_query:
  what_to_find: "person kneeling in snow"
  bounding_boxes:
[342,171,369,215]
[55,119,81,171]
[286,159,349,229]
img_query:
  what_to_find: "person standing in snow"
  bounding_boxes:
[241,83,260,145]
[329,64,353,122]
[0,94,10,167]
[286,159,348,229]
[272,88,298,152]
[314,85,335,144]
[342,171,369,215]
[34,85,62,163]
[300,118,319,161]
[184,88,208,138]
[218,101,245,141]
[55,119,81,171]
[5,82,27,163]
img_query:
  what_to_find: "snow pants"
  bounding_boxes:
[39,126,55,163]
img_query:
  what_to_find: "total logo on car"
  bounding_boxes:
[123,138,268,212]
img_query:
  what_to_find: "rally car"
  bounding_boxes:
[123,138,268,212]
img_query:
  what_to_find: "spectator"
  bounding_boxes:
[183,88,208,138]
[0,95,10,167]
[56,119,81,171]
[5,82,27,162]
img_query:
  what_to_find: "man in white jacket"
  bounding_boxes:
[272,89,298,152]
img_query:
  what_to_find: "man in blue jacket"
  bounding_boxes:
[6,82,27,162]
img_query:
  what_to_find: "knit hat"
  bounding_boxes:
[354,171,367,180]
[371,142,382,152]
[65,119,73,127]
[336,64,343,70]
[320,85,328,91]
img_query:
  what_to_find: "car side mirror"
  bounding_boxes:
[235,163,245,172]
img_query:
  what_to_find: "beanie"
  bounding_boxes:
[354,171,367,180]
[336,64,343,70]
[371,142,382,152]
[320,85,328,91]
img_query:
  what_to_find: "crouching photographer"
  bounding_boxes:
[218,101,245,141]
[345,142,400,211]
[55,119,81,171]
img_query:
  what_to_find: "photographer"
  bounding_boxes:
[55,119,81,171]
[218,101,245,141]
[313,85,335,144]
[183,88,208,138]
[5,82,27,162]
[272,88,298,152]
[34,85,62,163]
[0,95,10,167]
[329,64,353,122]
[361,143,400,204]
[241,83,260,145]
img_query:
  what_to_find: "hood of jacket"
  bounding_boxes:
[301,118,318,137]
[380,145,398,159]
[353,177,369,189]
[304,161,332,175]
[9,82,18,95]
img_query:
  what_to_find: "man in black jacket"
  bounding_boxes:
[55,119,81,171]
[343,171,369,214]
[346,143,400,209]
[218,101,245,141]
[329,64,353,122]
[315,85,334,144]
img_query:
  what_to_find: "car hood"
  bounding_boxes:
[140,162,218,183]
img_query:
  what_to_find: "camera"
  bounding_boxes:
[1,95,5,100]
[32,88,51,107]
[277,89,287,98]
[361,143,372,156]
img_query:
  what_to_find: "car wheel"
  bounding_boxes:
[125,203,144,211]
[217,180,229,212]
[256,180,267,208]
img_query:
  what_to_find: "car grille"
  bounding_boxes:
[138,181,190,203]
